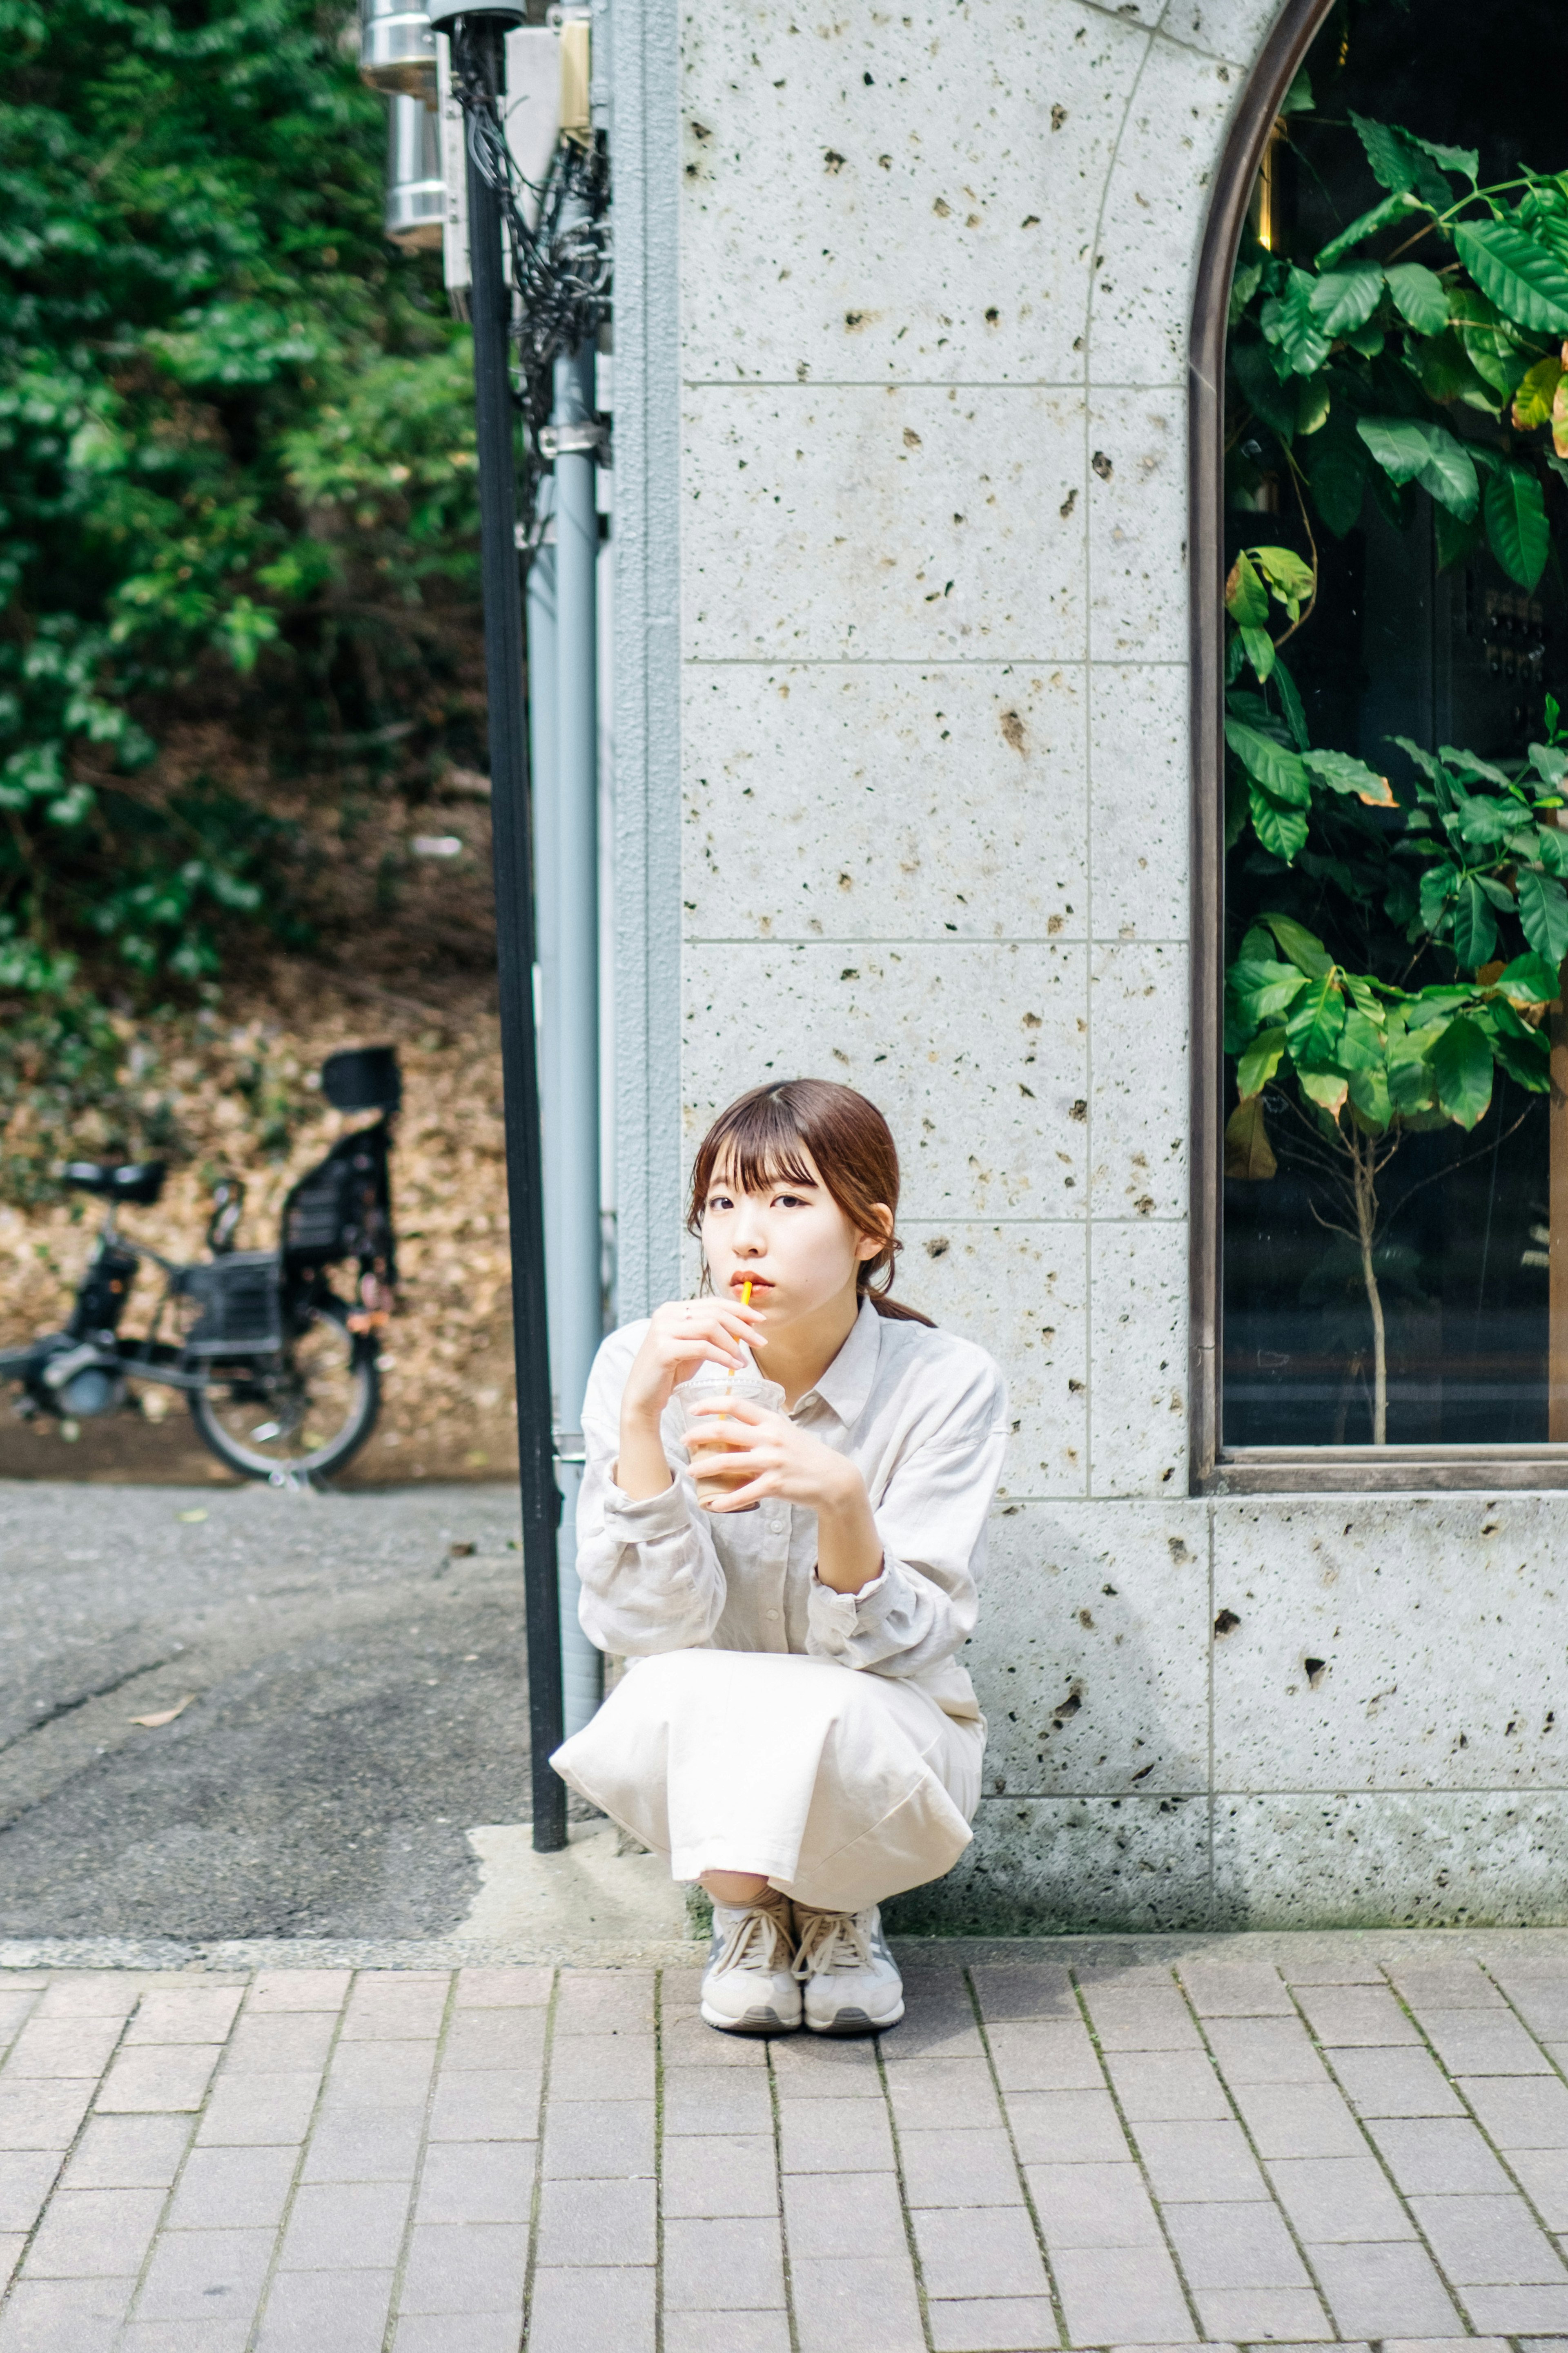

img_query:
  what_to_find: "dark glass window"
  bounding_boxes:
[1221,0,1568,1449]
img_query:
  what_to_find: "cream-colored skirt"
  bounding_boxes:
[551,1648,984,1914]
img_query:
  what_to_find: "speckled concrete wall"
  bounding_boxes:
[671,0,1568,1929]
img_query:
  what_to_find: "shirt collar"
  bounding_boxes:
[795,1294,883,1430]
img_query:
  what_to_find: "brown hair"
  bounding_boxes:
[686,1079,935,1325]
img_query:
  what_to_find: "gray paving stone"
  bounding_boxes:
[662,2312,792,2353]
[983,2018,1102,2092]
[1164,2199,1312,2290]
[453,1965,553,2008]
[661,2013,771,2071]
[1459,2071,1568,2146]
[1278,1958,1388,1986]
[968,1964,1076,2023]
[1133,2120,1270,2203]
[120,2318,254,2353]
[1104,2048,1231,2125]
[1463,2284,1568,2330]
[297,2115,424,2181]
[256,2266,395,2352]
[1325,2046,1465,2118]
[548,2030,655,2101]
[321,2041,435,2107]
[278,2177,412,2268]
[219,2015,337,2075]
[391,2318,522,2353]
[0,2080,94,2151]
[526,2263,655,2353]
[662,2132,778,2220]
[0,2020,122,2081]
[553,1971,654,2036]
[1408,2190,1568,2284]
[414,2138,535,2224]
[1293,1987,1419,2048]
[880,1977,983,2063]
[1229,2083,1365,2161]
[195,2071,321,2147]
[31,1978,145,2021]
[1506,2144,1568,2228]
[767,2036,880,2095]
[1004,2087,1132,2164]
[396,2220,529,2313]
[664,2214,786,2311]
[246,1972,350,2014]
[1080,1985,1205,2054]
[1051,2241,1194,2344]
[927,2295,1061,2351]
[126,1989,244,2047]
[20,2187,164,2278]
[1385,1965,1506,2011]
[783,2169,909,2259]
[788,2251,926,2353]
[1494,1974,1568,2041]
[535,2174,657,2266]
[1205,2017,1322,2085]
[0,2154,60,2234]
[540,2097,655,2178]
[915,2203,1052,2300]
[0,2275,136,2353]
[884,2056,1002,2132]
[1265,2154,1416,2242]
[59,2114,192,2190]
[1025,2158,1165,2248]
[898,2124,1023,2208]
[440,2009,548,2072]
[1178,1963,1294,2017]
[1368,2116,1513,2196]
[134,2226,275,2323]
[164,2146,300,2230]
[338,1975,448,2042]
[778,2093,895,2174]
[1195,2286,1331,2340]
[1385,2340,1501,2352]
[1417,2011,1552,2075]
[0,1997,40,2054]
[426,2067,541,2141]
[664,2064,773,2137]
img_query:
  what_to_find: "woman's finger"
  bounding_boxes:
[685,1392,775,1425]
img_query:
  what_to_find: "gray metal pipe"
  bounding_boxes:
[545,337,605,1740]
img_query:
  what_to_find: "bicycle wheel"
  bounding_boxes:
[187,1298,379,1481]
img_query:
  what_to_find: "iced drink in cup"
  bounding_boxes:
[671,1356,784,1512]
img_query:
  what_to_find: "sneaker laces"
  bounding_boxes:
[791,1908,874,1983]
[712,1899,793,1978]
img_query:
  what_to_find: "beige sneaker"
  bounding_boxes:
[700,1890,802,2034]
[792,1903,904,2035]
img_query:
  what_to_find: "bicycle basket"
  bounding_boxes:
[179,1252,283,1358]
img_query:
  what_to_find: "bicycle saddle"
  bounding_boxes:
[62,1161,167,1207]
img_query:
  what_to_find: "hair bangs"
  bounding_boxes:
[701,1089,818,1202]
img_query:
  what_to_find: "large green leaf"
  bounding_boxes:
[1247,783,1308,863]
[1224,1094,1278,1180]
[1484,464,1550,590]
[1273,657,1310,752]
[1419,859,1460,934]
[1452,875,1499,971]
[1224,552,1268,625]
[1517,865,1568,965]
[1310,264,1385,335]
[1453,792,1525,845]
[1232,959,1309,1020]
[1385,262,1449,335]
[1231,338,1300,440]
[1317,191,1421,270]
[1285,975,1347,1065]
[1492,950,1561,1006]
[1455,219,1568,333]
[1356,416,1479,520]
[1236,1026,1287,1096]
[1488,1022,1553,1094]
[1337,1008,1386,1070]
[1350,112,1452,210]
[1250,545,1316,617]
[1225,719,1311,804]
[1304,417,1368,538]
[1302,749,1395,805]
[1261,912,1334,977]
[1387,1027,1438,1113]
[1450,289,1531,397]
[1413,132,1479,183]
[1429,1014,1494,1129]
[1237,626,1276,682]
[1278,268,1332,375]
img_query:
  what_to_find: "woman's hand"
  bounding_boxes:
[615,1296,767,1501]
[685,1394,884,1592]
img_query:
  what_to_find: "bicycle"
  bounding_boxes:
[0,1045,402,1484]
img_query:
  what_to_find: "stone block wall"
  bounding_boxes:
[658,0,1568,1928]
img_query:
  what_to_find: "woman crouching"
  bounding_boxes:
[552,1078,1007,2036]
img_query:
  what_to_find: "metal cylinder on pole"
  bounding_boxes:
[443,6,568,1852]
[544,337,605,1739]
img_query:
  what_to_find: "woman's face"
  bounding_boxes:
[699,1149,886,1325]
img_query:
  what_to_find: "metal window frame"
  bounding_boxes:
[1187,0,1568,1497]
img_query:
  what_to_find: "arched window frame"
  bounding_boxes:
[1187,0,1568,1495]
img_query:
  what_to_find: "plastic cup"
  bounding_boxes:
[671,1357,785,1512]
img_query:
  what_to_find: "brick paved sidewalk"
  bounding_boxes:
[9,1943,1568,2348]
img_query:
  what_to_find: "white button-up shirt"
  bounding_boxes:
[575,1298,1008,1721]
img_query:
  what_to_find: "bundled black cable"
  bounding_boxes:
[450,20,612,532]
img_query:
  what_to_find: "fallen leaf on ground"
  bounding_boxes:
[176,1508,208,1523]
[129,1695,198,1729]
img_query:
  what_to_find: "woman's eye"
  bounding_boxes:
[775,1193,807,1209]
[708,1194,733,1211]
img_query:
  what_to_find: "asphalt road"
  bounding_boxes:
[0,1481,539,1941]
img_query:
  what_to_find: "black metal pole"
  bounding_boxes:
[461,17,567,1853]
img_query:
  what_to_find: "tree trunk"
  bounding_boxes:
[1352,1132,1388,1445]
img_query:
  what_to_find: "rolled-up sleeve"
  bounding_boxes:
[574,1327,728,1657]
[805,1367,1007,1681]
